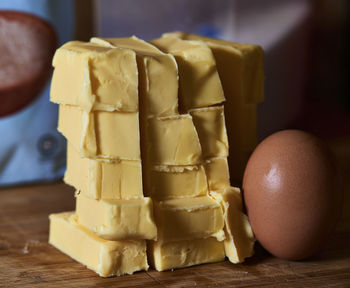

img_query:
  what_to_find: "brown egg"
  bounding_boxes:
[243,130,343,260]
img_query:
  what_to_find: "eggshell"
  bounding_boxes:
[243,130,343,260]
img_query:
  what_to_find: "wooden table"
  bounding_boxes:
[0,182,349,288]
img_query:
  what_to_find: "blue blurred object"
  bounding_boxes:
[196,24,221,39]
[0,0,74,186]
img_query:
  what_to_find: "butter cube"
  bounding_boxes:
[58,105,140,160]
[147,114,202,165]
[151,36,225,111]
[76,195,157,241]
[91,36,179,117]
[148,237,225,271]
[154,196,225,243]
[148,165,208,200]
[189,106,228,159]
[51,41,138,112]
[49,212,148,277]
[64,143,143,200]
[211,187,255,263]
[205,157,231,191]
[164,32,264,183]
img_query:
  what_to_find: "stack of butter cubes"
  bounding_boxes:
[49,32,264,277]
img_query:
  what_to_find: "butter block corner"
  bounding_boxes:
[49,211,148,277]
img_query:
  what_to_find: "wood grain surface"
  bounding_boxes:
[0,182,349,288]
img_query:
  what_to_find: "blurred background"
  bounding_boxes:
[0,0,349,229]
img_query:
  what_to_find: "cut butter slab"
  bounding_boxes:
[76,195,157,241]
[148,165,208,200]
[205,157,231,191]
[154,196,225,243]
[64,143,143,200]
[211,187,255,263]
[148,237,225,271]
[150,36,225,112]
[49,212,148,277]
[189,105,229,160]
[51,41,138,112]
[147,114,202,165]
[91,36,179,118]
[58,104,140,160]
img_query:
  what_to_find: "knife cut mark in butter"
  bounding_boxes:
[49,212,148,277]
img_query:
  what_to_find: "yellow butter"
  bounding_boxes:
[154,196,225,243]
[148,237,225,271]
[205,157,231,191]
[150,36,225,112]
[148,165,208,200]
[211,187,255,263]
[51,41,138,112]
[76,195,157,241]
[147,114,202,165]
[49,212,148,277]
[164,32,264,184]
[189,106,228,159]
[64,143,143,200]
[163,32,264,104]
[58,105,140,160]
[91,36,179,117]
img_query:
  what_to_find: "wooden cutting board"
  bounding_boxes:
[0,182,349,288]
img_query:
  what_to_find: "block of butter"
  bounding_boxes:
[58,104,140,160]
[189,106,229,160]
[49,33,263,276]
[150,36,225,112]
[49,212,148,277]
[163,32,264,184]
[147,114,202,165]
[205,157,231,191]
[76,195,157,241]
[64,143,143,200]
[91,36,179,118]
[148,237,225,271]
[148,165,208,200]
[51,41,138,112]
[154,196,225,243]
[211,187,255,263]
